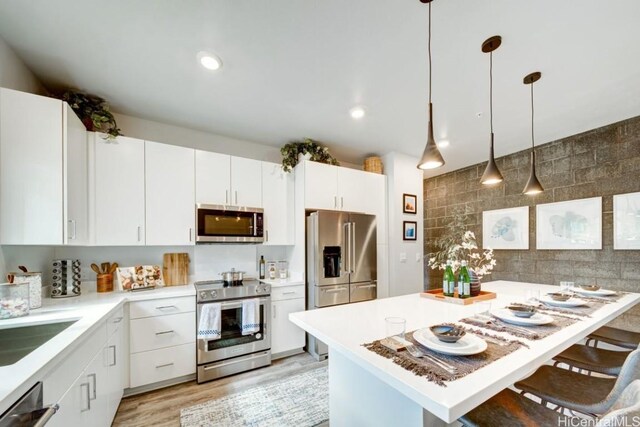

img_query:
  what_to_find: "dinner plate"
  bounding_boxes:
[573,288,617,297]
[539,296,588,307]
[413,328,487,356]
[492,308,554,326]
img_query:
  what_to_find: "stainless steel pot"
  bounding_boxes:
[219,269,245,284]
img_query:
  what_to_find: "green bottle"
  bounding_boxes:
[458,260,471,299]
[443,260,455,297]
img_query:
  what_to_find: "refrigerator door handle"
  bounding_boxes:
[342,222,350,276]
[350,222,356,273]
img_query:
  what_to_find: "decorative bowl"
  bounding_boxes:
[430,325,466,343]
[547,292,572,302]
[580,285,601,292]
[507,305,537,318]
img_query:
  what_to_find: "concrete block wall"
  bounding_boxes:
[424,115,640,331]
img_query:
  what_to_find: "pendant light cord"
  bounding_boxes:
[530,82,535,150]
[428,1,432,104]
[489,51,493,134]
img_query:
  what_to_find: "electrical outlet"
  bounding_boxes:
[399,252,407,263]
[416,253,422,262]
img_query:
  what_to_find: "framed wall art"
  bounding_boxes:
[482,206,529,250]
[403,193,417,214]
[613,191,640,250]
[403,221,417,241]
[536,197,602,250]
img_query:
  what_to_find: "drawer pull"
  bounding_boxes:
[156,362,174,369]
[156,305,178,310]
[87,373,97,400]
[80,383,91,412]
[112,316,123,324]
[282,291,296,295]
[324,288,346,294]
[155,330,175,336]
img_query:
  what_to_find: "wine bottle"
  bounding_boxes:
[443,260,455,297]
[458,260,471,299]
[259,255,266,280]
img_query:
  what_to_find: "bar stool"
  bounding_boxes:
[459,380,640,427]
[553,344,630,376]
[586,326,640,350]
[514,347,640,417]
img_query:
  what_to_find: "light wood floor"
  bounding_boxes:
[113,352,326,427]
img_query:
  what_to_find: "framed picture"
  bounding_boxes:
[403,221,417,241]
[482,206,529,250]
[614,191,640,250]
[536,197,602,250]
[403,193,417,214]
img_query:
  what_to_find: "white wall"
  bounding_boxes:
[0,36,45,95]
[383,152,424,296]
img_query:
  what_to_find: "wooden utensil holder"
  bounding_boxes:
[97,273,113,293]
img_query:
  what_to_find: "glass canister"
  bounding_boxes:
[267,261,277,280]
[278,261,288,279]
[8,270,42,309]
[0,282,30,319]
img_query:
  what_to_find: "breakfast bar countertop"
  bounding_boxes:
[290,280,640,425]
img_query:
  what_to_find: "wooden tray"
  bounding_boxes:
[420,289,496,305]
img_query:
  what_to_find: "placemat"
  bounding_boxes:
[459,313,579,340]
[363,327,524,387]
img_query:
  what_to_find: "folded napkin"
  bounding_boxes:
[241,298,261,336]
[198,303,221,340]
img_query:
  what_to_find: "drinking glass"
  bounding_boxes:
[560,281,569,293]
[385,317,406,341]
[525,288,540,304]
[566,282,575,293]
[474,301,492,317]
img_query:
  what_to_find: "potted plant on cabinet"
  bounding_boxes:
[280,138,339,172]
[59,90,123,139]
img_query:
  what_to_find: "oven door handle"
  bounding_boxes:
[204,297,270,311]
[203,352,270,371]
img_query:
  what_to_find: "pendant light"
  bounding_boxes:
[417,0,445,170]
[480,36,504,185]
[522,71,544,195]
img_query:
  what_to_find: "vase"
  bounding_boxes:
[469,269,481,297]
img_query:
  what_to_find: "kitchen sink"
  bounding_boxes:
[0,320,77,366]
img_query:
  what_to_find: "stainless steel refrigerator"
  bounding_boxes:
[306,210,377,360]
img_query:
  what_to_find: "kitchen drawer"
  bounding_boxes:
[271,285,305,302]
[350,281,377,303]
[129,296,195,319]
[130,311,195,353]
[129,343,195,388]
[107,305,125,337]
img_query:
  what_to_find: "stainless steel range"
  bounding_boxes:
[195,279,271,383]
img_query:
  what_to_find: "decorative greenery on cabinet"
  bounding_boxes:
[59,90,123,138]
[280,138,339,172]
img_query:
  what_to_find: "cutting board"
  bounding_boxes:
[162,253,190,286]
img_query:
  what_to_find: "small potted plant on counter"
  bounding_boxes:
[280,138,339,172]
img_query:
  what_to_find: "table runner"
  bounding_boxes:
[363,327,524,387]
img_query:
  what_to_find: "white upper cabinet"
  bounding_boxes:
[262,162,294,245]
[0,88,86,245]
[338,167,386,215]
[145,141,195,245]
[303,161,339,210]
[231,156,262,208]
[90,134,146,246]
[64,104,89,245]
[195,150,231,205]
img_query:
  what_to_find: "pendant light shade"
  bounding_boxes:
[480,36,503,185]
[417,0,445,170]
[522,71,544,195]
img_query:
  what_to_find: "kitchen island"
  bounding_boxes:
[289,280,640,426]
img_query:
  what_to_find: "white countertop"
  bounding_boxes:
[259,278,305,288]
[290,280,640,422]
[0,284,195,414]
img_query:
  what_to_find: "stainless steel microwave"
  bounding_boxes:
[196,204,264,243]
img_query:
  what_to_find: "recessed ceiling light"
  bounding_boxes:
[349,106,366,120]
[437,140,450,148]
[198,51,222,71]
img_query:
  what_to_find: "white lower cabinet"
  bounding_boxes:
[271,285,305,357]
[105,322,126,421]
[130,343,196,388]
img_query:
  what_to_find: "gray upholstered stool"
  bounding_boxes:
[515,348,640,417]
[586,326,640,350]
[553,344,630,376]
[596,380,640,426]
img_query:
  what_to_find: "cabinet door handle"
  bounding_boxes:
[156,362,174,369]
[68,220,77,240]
[156,305,178,310]
[273,305,276,318]
[155,330,175,335]
[341,197,344,209]
[87,373,97,400]
[189,228,193,242]
[282,291,296,295]
[225,190,229,204]
[235,190,238,205]
[137,226,142,242]
[80,383,91,412]
[265,230,269,243]
[112,316,123,324]
[334,196,337,209]
[109,345,117,366]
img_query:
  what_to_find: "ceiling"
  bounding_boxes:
[0,0,639,176]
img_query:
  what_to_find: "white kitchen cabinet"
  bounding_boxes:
[337,167,386,215]
[129,312,195,353]
[231,156,262,207]
[271,285,305,358]
[195,150,231,204]
[262,162,294,245]
[48,367,88,427]
[64,104,89,245]
[129,343,196,388]
[90,134,146,245]
[303,160,339,210]
[105,320,125,422]
[0,89,64,244]
[145,141,195,245]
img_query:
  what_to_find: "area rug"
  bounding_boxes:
[180,367,329,427]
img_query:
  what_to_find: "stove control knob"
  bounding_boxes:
[255,287,261,294]
[199,291,207,299]
[211,290,217,298]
